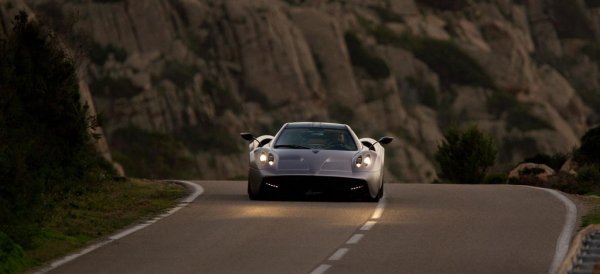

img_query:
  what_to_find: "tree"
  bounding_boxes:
[435,125,497,184]
[0,11,114,247]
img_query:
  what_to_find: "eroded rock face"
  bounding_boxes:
[8,0,599,182]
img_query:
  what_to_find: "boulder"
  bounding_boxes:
[508,163,555,182]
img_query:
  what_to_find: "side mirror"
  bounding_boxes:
[240,132,256,142]
[378,136,394,145]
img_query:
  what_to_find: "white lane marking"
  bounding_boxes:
[532,187,577,274]
[346,234,364,244]
[310,194,387,274]
[371,197,386,219]
[328,248,349,261]
[360,221,377,231]
[310,264,332,274]
[37,180,204,273]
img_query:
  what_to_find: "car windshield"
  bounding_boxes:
[274,127,358,151]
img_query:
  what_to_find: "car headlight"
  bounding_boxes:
[259,153,268,163]
[356,155,362,167]
[258,152,275,166]
[268,154,274,166]
[363,155,372,166]
[355,154,372,168]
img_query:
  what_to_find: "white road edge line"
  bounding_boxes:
[529,186,577,274]
[36,180,204,274]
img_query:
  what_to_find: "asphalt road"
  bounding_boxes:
[46,181,574,274]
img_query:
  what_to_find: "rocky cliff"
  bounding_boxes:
[2,0,599,182]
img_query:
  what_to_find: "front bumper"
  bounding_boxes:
[248,167,382,197]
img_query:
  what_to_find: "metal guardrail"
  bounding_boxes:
[560,225,600,274]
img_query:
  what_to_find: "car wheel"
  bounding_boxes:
[376,176,384,199]
[248,182,262,200]
[364,176,383,202]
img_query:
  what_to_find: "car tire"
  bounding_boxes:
[248,182,262,200]
[364,176,383,202]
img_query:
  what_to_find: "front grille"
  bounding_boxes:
[262,176,368,196]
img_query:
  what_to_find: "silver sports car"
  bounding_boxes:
[240,122,393,201]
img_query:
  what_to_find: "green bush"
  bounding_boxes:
[344,32,391,79]
[577,164,600,184]
[364,23,496,90]
[110,126,198,179]
[0,11,114,248]
[523,153,568,171]
[89,42,127,65]
[484,173,508,184]
[162,61,198,89]
[578,125,600,163]
[435,125,497,184]
[410,38,496,90]
[0,231,27,274]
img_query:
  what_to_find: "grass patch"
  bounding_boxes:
[581,195,600,227]
[13,179,185,271]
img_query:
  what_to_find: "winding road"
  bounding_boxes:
[44,181,576,274]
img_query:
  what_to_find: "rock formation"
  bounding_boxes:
[2,0,600,182]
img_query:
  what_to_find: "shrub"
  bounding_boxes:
[110,126,198,179]
[578,125,600,163]
[523,153,568,171]
[484,173,507,184]
[89,42,127,65]
[162,61,198,89]
[0,231,27,274]
[0,11,114,248]
[435,125,497,183]
[577,164,600,184]
[344,32,391,79]
[364,23,496,90]
[410,38,496,90]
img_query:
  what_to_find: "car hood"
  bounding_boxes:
[274,149,357,172]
